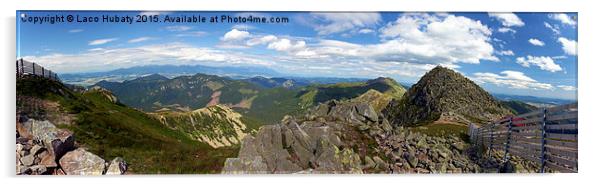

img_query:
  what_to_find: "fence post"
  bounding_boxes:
[32,63,36,76]
[20,59,24,75]
[503,117,513,163]
[539,108,548,173]
[42,67,45,77]
[488,122,494,157]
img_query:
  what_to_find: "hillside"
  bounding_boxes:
[151,105,254,148]
[17,76,236,173]
[298,77,406,106]
[501,100,539,115]
[384,66,512,126]
[95,73,262,112]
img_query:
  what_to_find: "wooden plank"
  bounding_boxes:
[546,140,578,149]
[547,111,578,122]
[546,124,577,130]
[547,148,578,158]
[508,148,541,164]
[546,133,577,141]
[546,153,577,167]
[512,137,542,144]
[513,117,543,125]
[509,144,541,154]
[545,160,577,173]
[512,125,541,131]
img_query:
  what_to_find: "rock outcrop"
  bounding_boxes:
[384,66,512,126]
[16,118,127,175]
[222,100,391,174]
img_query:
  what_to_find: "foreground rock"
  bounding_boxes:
[222,101,388,174]
[59,148,106,175]
[16,118,127,175]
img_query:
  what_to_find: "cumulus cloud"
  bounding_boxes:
[246,35,278,46]
[267,39,306,52]
[558,37,577,55]
[310,13,381,35]
[88,38,118,45]
[549,13,576,26]
[557,85,577,91]
[473,71,553,90]
[516,55,562,72]
[528,38,545,46]
[221,29,250,41]
[128,37,153,43]
[488,13,525,27]
[164,26,192,32]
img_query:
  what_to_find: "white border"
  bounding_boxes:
[2,1,600,186]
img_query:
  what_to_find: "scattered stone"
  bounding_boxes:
[59,148,106,175]
[105,157,128,175]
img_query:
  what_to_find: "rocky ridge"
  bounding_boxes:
[384,66,512,126]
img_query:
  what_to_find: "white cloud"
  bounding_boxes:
[246,35,278,46]
[488,13,525,27]
[22,43,273,73]
[516,55,562,72]
[267,39,306,52]
[310,13,381,35]
[528,38,545,46]
[376,13,497,64]
[358,28,375,34]
[221,29,250,41]
[549,13,576,26]
[88,38,118,45]
[473,71,554,90]
[497,27,516,34]
[165,26,192,32]
[498,50,515,56]
[558,37,577,55]
[557,85,577,91]
[68,29,83,33]
[128,37,152,43]
[544,22,561,35]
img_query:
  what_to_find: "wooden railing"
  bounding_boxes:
[469,103,578,173]
[16,58,60,81]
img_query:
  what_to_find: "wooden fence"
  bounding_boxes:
[16,58,60,81]
[469,103,578,173]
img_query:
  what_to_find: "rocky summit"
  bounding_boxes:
[384,66,511,126]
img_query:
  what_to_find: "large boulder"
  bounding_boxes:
[26,120,75,159]
[59,148,106,175]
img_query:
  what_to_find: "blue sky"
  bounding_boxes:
[17,11,577,100]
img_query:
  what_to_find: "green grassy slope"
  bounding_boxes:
[17,76,236,174]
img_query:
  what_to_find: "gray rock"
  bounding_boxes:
[105,157,128,175]
[20,154,35,166]
[30,120,75,159]
[364,156,376,169]
[222,156,269,174]
[59,148,106,175]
